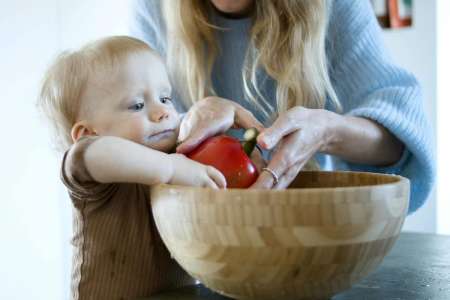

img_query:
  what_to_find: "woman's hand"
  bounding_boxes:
[249,147,267,174]
[251,106,404,189]
[251,106,338,189]
[176,96,264,154]
[168,153,227,189]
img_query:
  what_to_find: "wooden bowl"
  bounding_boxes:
[150,171,409,300]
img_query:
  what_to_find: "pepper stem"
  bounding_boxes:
[242,128,259,156]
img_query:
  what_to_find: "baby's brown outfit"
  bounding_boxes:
[61,136,193,300]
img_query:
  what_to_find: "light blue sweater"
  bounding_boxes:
[130,0,436,214]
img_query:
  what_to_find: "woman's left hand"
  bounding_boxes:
[251,106,339,189]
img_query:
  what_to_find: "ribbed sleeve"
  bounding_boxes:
[327,0,436,213]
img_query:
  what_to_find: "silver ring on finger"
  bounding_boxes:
[262,167,279,186]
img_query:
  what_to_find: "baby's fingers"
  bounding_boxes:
[207,166,227,189]
[204,177,219,189]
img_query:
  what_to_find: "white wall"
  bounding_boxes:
[0,1,64,299]
[58,0,130,49]
[0,1,130,299]
[381,1,438,233]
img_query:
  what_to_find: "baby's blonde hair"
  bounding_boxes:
[162,0,341,121]
[37,36,151,153]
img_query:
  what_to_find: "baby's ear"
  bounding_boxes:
[71,121,97,143]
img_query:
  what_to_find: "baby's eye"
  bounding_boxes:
[128,103,144,111]
[160,96,172,104]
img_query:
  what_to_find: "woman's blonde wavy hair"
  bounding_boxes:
[162,0,340,120]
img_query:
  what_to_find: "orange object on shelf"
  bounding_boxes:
[388,0,412,28]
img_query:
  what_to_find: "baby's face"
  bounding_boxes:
[80,51,179,152]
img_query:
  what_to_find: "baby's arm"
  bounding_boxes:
[66,136,226,188]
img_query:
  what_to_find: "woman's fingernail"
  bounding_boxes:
[262,136,273,148]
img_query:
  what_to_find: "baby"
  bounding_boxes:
[37,36,225,300]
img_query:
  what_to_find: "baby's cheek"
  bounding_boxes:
[115,121,146,144]
[129,124,147,143]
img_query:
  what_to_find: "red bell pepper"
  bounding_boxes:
[187,128,260,188]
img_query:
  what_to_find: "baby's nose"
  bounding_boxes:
[150,108,170,122]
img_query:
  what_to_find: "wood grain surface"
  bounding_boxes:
[150,171,410,300]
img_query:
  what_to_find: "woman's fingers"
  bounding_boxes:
[177,101,264,154]
[234,105,265,131]
[250,140,291,189]
[176,98,237,153]
[176,127,211,154]
[249,148,267,173]
[267,133,299,175]
[251,130,314,189]
[251,149,288,189]
[250,148,308,190]
[251,107,328,190]
[249,169,275,189]
[273,160,304,189]
[257,111,301,150]
[276,155,322,189]
[177,114,231,153]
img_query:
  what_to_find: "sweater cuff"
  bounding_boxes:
[342,106,413,175]
[343,145,410,175]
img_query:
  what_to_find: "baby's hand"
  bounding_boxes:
[168,154,226,189]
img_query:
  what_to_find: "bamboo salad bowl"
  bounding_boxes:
[150,171,410,300]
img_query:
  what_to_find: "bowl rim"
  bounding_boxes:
[153,170,409,194]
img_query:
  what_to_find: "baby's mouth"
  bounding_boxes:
[147,129,176,142]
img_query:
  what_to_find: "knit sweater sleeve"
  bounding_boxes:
[326,0,436,213]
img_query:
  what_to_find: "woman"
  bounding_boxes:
[130,0,435,214]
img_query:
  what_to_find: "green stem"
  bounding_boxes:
[242,128,259,156]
